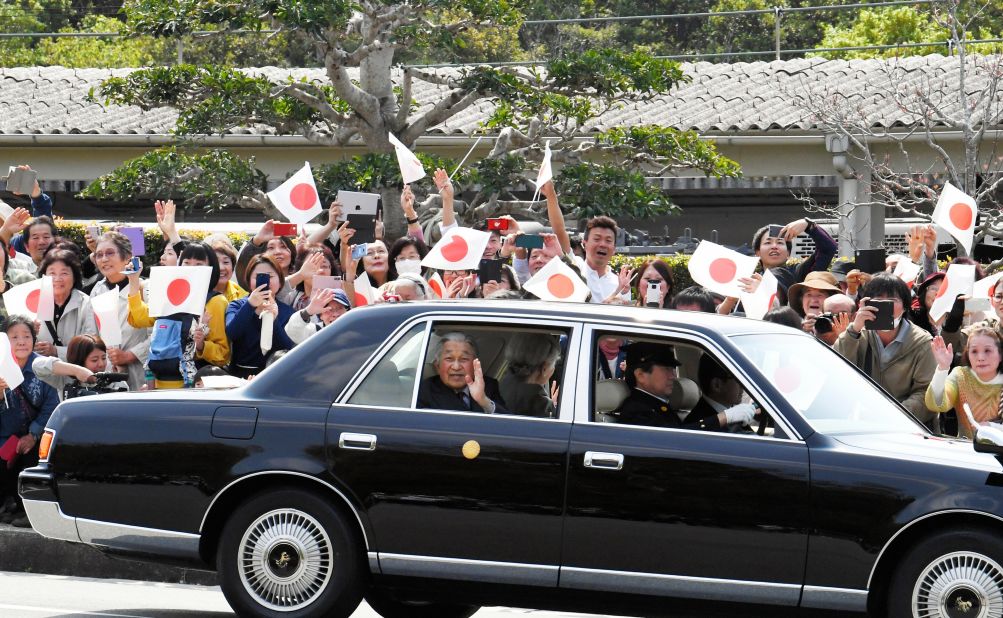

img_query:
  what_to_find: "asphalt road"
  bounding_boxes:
[0,572,632,618]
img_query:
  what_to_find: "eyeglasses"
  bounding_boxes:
[93,250,121,261]
[993,294,1003,301]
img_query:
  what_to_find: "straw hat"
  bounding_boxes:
[787,271,841,314]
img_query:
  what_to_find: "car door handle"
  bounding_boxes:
[339,432,377,451]
[584,451,624,471]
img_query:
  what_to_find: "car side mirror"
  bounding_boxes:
[963,404,1003,455]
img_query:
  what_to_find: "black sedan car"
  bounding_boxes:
[18,300,1003,618]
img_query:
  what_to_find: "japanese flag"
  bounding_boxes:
[147,266,213,317]
[426,272,446,299]
[523,256,589,302]
[0,333,24,391]
[967,271,1003,314]
[535,142,553,189]
[91,288,122,347]
[739,268,778,321]
[266,162,324,225]
[687,241,760,298]
[933,182,977,255]
[352,273,376,307]
[3,276,54,321]
[929,262,976,322]
[762,351,824,411]
[421,227,491,272]
[891,255,921,286]
[388,133,426,184]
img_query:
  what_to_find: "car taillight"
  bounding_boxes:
[38,430,54,462]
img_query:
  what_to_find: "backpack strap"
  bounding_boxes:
[43,321,63,347]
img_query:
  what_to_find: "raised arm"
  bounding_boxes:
[540,181,571,255]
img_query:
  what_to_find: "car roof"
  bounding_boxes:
[356,300,800,338]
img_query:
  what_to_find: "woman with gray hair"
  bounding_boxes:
[500,332,561,418]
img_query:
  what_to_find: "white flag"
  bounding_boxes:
[259,310,274,356]
[388,133,426,184]
[969,271,1003,313]
[90,289,122,347]
[932,182,977,255]
[0,199,13,219]
[523,256,589,302]
[739,268,779,320]
[0,333,24,391]
[892,256,922,286]
[929,263,976,322]
[535,142,553,188]
[3,276,54,321]
[147,266,213,317]
[687,241,760,298]
[352,273,376,307]
[266,162,324,225]
[426,272,446,299]
[421,227,491,272]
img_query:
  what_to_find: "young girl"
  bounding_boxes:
[926,327,1003,439]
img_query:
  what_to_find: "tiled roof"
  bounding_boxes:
[1,54,1000,139]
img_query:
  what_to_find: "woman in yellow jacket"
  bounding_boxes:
[127,242,230,389]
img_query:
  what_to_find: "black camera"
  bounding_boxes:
[63,372,129,400]
[813,312,836,335]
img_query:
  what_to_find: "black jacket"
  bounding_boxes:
[616,389,722,431]
[417,375,508,414]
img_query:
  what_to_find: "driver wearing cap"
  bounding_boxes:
[616,342,756,430]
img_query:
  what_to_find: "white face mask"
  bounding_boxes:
[396,258,422,275]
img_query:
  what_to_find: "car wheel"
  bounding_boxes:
[365,587,479,618]
[217,489,364,618]
[888,528,1003,618]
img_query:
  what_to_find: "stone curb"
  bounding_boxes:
[0,523,218,585]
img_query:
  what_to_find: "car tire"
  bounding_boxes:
[888,527,1003,618]
[217,489,364,618]
[365,587,479,618]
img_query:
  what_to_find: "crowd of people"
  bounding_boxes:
[0,162,1000,526]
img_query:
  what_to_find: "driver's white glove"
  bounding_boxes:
[724,403,757,426]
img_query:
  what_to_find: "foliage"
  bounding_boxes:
[557,163,679,220]
[55,219,250,272]
[79,147,267,210]
[32,15,162,68]
[312,152,459,199]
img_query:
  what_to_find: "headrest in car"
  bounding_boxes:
[595,379,630,413]
[668,377,700,411]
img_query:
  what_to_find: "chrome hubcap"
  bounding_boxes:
[913,551,1003,618]
[238,508,333,612]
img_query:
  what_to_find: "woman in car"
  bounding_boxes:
[499,332,561,418]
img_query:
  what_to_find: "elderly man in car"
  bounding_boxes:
[616,342,755,430]
[418,332,508,413]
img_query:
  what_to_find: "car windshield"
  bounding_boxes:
[731,333,923,435]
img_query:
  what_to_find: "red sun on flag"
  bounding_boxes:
[774,365,801,394]
[354,292,369,306]
[167,278,191,306]
[709,258,737,284]
[546,274,575,299]
[428,279,443,298]
[935,277,950,299]
[440,236,469,263]
[289,183,318,211]
[950,203,973,230]
[25,289,40,313]
[94,314,101,331]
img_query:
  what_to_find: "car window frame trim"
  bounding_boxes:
[578,323,804,442]
[337,312,583,424]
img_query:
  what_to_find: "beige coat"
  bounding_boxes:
[834,321,937,425]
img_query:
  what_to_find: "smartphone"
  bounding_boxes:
[767,224,783,239]
[313,275,338,291]
[646,282,662,307]
[515,234,544,250]
[86,225,100,239]
[120,256,141,275]
[487,218,510,232]
[856,248,887,275]
[336,191,380,221]
[273,222,297,237]
[865,299,895,331]
[351,243,368,261]
[347,214,377,244]
[255,273,271,290]
[478,259,503,283]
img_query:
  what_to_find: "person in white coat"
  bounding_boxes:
[35,249,97,362]
[88,232,150,391]
[284,288,351,345]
